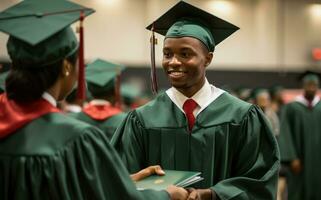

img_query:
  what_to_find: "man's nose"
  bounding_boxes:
[169,55,181,66]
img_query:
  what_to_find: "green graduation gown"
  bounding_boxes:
[112,92,280,200]
[0,113,169,200]
[278,100,321,200]
[69,111,127,140]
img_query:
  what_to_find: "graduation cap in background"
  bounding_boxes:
[86,59,126,108]
[250,88,269,100]
[146,0,239,94]
[121,84,143,106]
[298,70,321,84]
[0,71,8,93]
[0,0,95,103]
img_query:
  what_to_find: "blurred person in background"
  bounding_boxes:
[269,86,285,116]
[121,83,150,110]
[252,88,287,200]
[278,71,321,200]
[70,59,127,140]
[253,88,280,137]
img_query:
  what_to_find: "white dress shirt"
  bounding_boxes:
[166,79,225,117]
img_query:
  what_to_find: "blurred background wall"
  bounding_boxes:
[1,0,321,90]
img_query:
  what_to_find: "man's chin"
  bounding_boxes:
[170,82,187,89]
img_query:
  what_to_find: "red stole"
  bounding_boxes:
[0,93,60,139]
[83,102,122,121]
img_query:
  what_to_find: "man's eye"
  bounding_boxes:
[181,52,189,58]
[163,52,171,58]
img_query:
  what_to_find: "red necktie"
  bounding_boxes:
[308,100,313,109]
[183,99,198,131]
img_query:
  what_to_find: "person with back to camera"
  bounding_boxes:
[0,0,188,199]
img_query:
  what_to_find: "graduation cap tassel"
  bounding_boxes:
[114,74,122,109]
[150,24,158,95]
[76,11,86,104]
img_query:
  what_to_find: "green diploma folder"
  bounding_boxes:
[135,170,203,190]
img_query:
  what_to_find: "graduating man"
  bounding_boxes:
[278,71,321,200]
[112,1,280,200]
[70,59,127,139]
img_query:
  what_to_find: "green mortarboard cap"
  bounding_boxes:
[86,59,125,96]
[249,88,268,99]
[0,0,94,66]
[269,85,283,96]
[0,71,8,93]
[299,70,320,84]
[146,1,239,52]
[121,84,142,104]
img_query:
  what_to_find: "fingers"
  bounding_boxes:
[187,188,200,200]
[153,165,165,176]
[166,185,188,200]
[144,165,165,176]
[131,165,165,181]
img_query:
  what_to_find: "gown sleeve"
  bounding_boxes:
[212,106,280,200]
[111,110,147,173]
[0,126,169,200]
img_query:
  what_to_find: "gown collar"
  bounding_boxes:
[0,93,60,139]
[295,95,320,107]
[83,99,121,121]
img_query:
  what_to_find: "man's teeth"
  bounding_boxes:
[171,71,184,75]
[168,70,185,74]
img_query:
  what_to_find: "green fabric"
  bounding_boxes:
[278,101,321,200]
[0,0,94,66]
[0,0,94,45]
[166,18,214,52]
[69,112,127,140]
[112,92,280,200]
[7,27,78,66]
[146,1,239,50]
[86,59,126,96]
[0,113,169,200]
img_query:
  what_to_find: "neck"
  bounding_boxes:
[176,79,205,98]
[46,83,60,102]
[304,94,315,102]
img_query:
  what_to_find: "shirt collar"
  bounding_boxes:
[42,92,57,107]
[192,79,212,109]
[166,78,223,115]
[90,99,111,106]
[64,104,82,113]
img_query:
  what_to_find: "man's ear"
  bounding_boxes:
[62,59,72,77]
[205,52,213,67]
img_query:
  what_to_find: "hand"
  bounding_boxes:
[291,159,302,174]
[131,165,165,182]
[166,185,188,200]
[186,188,214,200]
